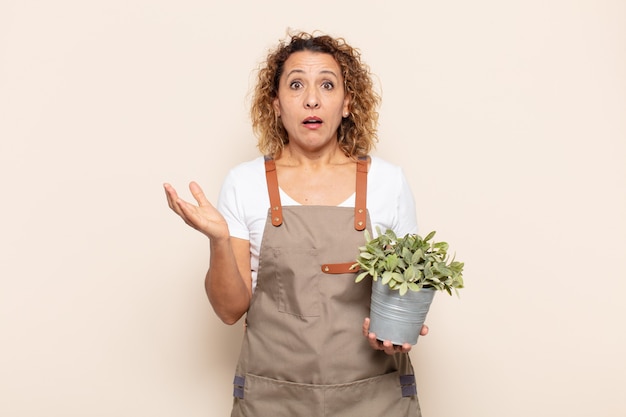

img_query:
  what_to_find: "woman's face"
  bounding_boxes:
[273,51,350,154]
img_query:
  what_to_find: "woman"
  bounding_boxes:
[165,32,427,416]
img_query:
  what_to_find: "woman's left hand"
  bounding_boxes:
[362,318,429,355]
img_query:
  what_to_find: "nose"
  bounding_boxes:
[305,89,320,109]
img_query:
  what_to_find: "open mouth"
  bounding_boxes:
[303,117,322,125]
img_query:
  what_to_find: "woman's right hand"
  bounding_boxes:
[164,182,229,240]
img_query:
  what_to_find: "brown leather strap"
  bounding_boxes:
[264,157,283,227]
[354,156,369,231]
[321,157,369,274]
[321,262,360,274]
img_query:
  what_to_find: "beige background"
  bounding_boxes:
[1,0,625,416]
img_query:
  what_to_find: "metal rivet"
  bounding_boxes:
[274,217,280,223]
[324,266,329,272]
[273,206,279,211]
[358,208,364,213]
[357,221,363,226]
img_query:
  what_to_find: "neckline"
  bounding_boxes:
[278,188,356,207]
[264,155,369,230]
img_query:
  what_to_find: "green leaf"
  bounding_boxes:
[392,272,404,283]
[384,254,399,271]
[399,282,408,296]
[433,241,449,251]
[384,228,398,240]
[401,247,412,262]
[435,263,452,276]
[381,271,393,285]
[355,271,370,283]
[411,249,423,264]
[404,264,416,282]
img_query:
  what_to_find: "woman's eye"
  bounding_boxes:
[289,81,303,89]
[322,81,334,90]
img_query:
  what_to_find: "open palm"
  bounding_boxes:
[164,181,229,240]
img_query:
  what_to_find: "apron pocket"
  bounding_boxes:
[234,373,324,417]
[324,371,420,417]
[273,248,320,317]
[232,372,419,417]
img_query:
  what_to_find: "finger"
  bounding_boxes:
[367,332,382,350]
[420,324,429,336]
[189,181,211,207]
[400,343,412,353]
[164,184,187,217]
[163,183,180,209]
[362,317,371,337]
[381,340,396,355]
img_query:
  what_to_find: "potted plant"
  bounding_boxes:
[353,227,464,345]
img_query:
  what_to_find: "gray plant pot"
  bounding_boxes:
[369,280,436,345]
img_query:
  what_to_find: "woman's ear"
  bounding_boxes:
[273,98,281,117]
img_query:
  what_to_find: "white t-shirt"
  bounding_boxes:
[217,155,419,290]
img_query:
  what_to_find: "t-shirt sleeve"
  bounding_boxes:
[217,170,250,241]
[368,157,419,238]
[394,168,419,236]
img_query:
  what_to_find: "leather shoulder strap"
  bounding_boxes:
[264,157,283,227]
[354,156,369,231]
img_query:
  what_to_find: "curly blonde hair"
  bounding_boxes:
[251,31,380,158]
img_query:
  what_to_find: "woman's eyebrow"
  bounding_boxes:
[285,69,339,78]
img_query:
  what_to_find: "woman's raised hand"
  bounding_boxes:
[164,182,229,240]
